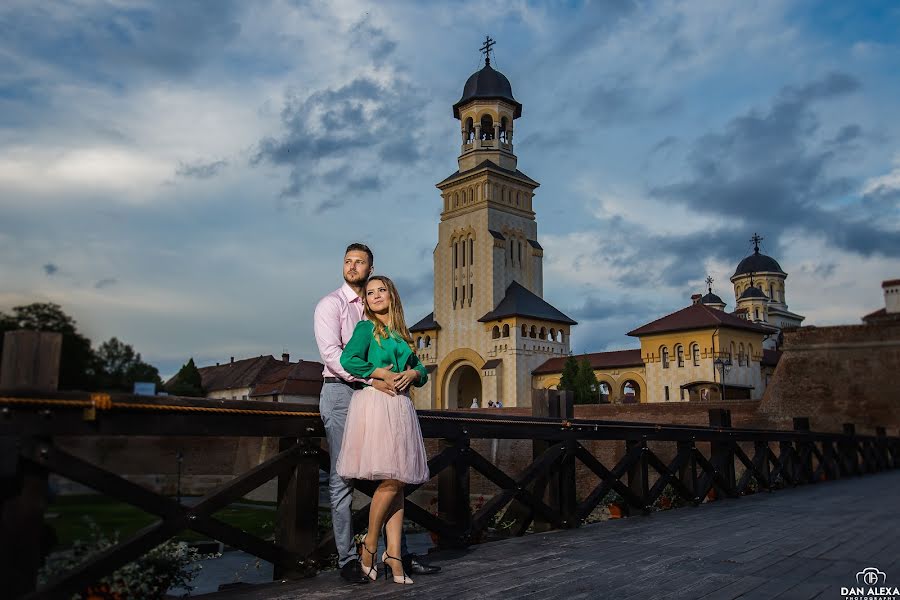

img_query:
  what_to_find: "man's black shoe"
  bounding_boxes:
[403,554,441,575]
[340,561,371,584]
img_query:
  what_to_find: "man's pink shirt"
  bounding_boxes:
[314,282,366,382]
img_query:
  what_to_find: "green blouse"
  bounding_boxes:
[340,320,429,387]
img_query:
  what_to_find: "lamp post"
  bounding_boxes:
[713,356,732,400]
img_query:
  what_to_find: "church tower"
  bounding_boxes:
[410,38,576,410]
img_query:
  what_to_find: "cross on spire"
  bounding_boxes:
[750,232,764,254]
[705,275,714,294]
[480,35,495,65]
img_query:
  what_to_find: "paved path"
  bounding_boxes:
[201,470,900,599]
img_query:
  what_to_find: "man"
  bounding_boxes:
[314,242,440,583]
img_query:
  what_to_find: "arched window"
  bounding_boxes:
[509,239,514,263]
[424,335,431,347]
[676,345,684,368]
[530,326,537,338]
[500,116,508,142]
[468,188,474,203]
[730,342,736,361]
[691,343,700,366]
[452,241,458,268]
[502,324,510,337]
[539,327,546,340]
[557,330,564,343]
[661,347,670,369]
[461,241,466,267]
[518,240,523,264]
[480,114,494,139]
[549,328,556,342]
[453,193,459,208]
[739,343,745,366]
[416,336,422,349]
[516,192,521,206]
[491,326,500,339]
[521,324,527,337]
[469,238,474,267]
[465,117,474,142]
[748,344,754,363]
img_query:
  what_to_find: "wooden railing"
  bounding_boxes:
[1,389,898,598]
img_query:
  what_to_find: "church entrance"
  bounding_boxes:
[446,363,482,409]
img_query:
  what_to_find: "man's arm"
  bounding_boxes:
[313,295,357,382]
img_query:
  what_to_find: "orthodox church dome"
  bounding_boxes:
[739,286,769,300]
[733,251,785,277]
[453,60,522,118]
[701,291,725,305]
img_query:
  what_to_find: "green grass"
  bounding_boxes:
[46,495,279,548]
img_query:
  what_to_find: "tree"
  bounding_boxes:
[0,310,17,368]
[96,337,163,392]
[165,358,204,397]
[558,355,579,393]
[5,303,99,390]
[574,358,600,405]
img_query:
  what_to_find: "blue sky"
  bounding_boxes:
[1,0,898,378]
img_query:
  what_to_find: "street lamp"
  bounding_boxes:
[713,356,732,401]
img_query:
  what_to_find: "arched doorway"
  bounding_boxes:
[621,379,641,403]
[446,363,482,409]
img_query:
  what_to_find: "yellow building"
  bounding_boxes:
[409,44,576,410]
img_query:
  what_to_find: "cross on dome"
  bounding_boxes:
[480,35,495,65]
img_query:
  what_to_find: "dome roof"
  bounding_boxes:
[701,292,725,306]
[739,286,769,300]
[453,61,522,118]
[733,251,785,277]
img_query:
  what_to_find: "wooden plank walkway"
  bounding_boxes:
[204,470,900,599]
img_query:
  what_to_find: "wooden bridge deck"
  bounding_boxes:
[205,470,900,600]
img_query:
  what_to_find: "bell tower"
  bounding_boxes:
[409,38,576,410]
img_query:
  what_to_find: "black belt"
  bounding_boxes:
[323,377,364,390]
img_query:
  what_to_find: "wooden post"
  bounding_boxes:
[841,423,859,477]
[437,436,470,547]
[708,409,734,497]
[274,437,320,579]
[0,438,50,596]
[676,440,696,503]
[625,438,645,514]
[793,417,812,483]
[0,330,62,392]
[555,391,576,527]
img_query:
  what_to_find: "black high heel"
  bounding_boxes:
[382,552,413,585]
[358,542,378,581]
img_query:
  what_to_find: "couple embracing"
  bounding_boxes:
[313,243,440,586]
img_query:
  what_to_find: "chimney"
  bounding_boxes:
[884,279,900,314]
[282,352,290,363]
[691,293,702,305]
[230,356,234,364]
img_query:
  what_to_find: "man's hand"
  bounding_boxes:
[371,378,396,396]
[394,369,420,392]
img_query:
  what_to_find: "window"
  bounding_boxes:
[521,324,527,337]
[692,344,700,366]
[739,343,745,366]
[469,283,473,302]
[748,344,754,363]
[661,347,670,369]
[453,286,458,305]
[530,326,537,338]
[518,240,522,264]
[462,284,466,301]
[664,386,670,401]
[453,242,458,268]
[492,326,500,339]
[502,324,510,337]
[676,345,684,368]
[461,242,467,267]
[469,238,474,266]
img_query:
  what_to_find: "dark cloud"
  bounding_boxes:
[253,69,427,200]
[349,15,397,64]
[392,272,434,309]
[95,278,118,289]
[176,159,227,179]
[582,79,681,125]
[1,2,242,86]
[569,295,667,322]
[43,263,58,276]
[649,72,900,266]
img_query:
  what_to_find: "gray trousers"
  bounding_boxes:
[320,383,409,567]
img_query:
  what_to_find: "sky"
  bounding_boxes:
[1,0,898,378]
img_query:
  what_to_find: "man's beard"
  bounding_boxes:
[344,271,367,285]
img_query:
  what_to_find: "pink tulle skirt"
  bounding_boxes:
[335,386,430,484]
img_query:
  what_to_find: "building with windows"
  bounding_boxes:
[409,43,576,409]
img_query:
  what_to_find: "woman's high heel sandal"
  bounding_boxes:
[382,552,414,585]
[358,542,378,581]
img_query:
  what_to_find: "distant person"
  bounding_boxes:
[470,398,479,408]
[487,400,495,408]
[314,244,439,585]
[495,400,503,408]
[336,275,430,585]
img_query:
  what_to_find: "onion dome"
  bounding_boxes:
[453,59,522,118]
[739,286,769,300]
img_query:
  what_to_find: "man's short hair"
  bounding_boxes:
[345,243,373,266]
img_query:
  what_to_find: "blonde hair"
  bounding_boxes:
[363,275,413,347]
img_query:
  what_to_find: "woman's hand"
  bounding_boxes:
[394,369,420,392]
[372,366,401,390]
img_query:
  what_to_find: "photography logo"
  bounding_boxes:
[841,567,899,600]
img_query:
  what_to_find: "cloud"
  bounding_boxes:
[175,159,227,179]
[95,278,118,290]
[43,263,58,276]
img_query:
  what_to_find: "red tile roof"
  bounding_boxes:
[533,349,643,375]
[197,356,323,398]
[627,303,770,337]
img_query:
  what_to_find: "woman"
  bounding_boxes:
[336,275,429,585]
